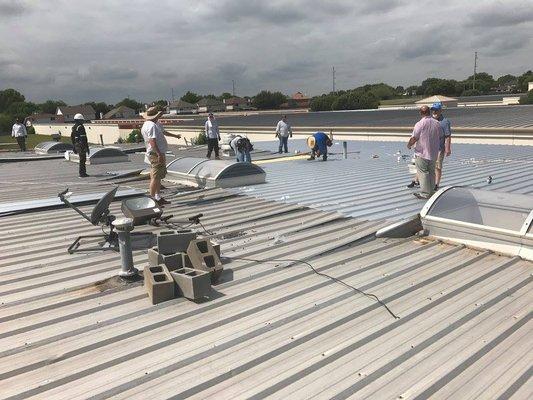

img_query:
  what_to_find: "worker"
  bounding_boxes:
[12,118,27,151]
[229,134,253,162]
[71,113,90,178]
[307,130,333,161]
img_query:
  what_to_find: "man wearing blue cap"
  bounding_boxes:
[431,102,452,190]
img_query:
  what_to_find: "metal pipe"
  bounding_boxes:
[342,141,347,159]
[100,134,104,146]
[113,217,139,277]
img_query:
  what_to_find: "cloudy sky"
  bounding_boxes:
[1,0,532,104]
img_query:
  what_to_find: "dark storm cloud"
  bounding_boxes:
[0,0,531,103]
[469,1,533,27]
[0,0,28,18]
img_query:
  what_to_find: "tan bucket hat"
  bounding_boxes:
[141,106,164,121]
[307,136,316,149]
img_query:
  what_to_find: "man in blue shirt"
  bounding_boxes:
[431,102,452,190]
[307,130,333,161]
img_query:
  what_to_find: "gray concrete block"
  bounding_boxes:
[170,267,211,300]
[211,241,221,258]
[144,265,175,304]
[157,230,197,255]
[147,247,191,271]
[187,239,223,284]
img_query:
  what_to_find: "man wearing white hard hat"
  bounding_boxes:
[71,113,89,177]
[140,106,181,205]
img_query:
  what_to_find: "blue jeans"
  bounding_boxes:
[278,136,288,153]
[236,150,251,163]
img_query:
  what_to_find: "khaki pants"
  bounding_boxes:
[415,156,436,197]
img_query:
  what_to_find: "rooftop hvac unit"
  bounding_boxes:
[420,187,532,260]
[34,141,74,154]
[165,157,266,188]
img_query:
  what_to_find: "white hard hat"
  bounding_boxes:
[74,113,85,120]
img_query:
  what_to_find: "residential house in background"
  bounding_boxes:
[224,96,253,111]
[197,98,225,113]
[25,113,57,125]
[283,92,311,109]
[56,104,96,122]
[168,100,198,115]
[103,105,136,119]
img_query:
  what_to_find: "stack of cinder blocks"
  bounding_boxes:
[144,229,223,304]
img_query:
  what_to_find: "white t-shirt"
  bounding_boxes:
[276,120,292,137]
[205,119,219,139]
[12,123,27,138]
[141,120,168,154]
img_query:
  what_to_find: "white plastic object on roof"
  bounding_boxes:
[165,157,266,188]
[420,186,533,260]
[68,147,129,165]
[34,141,74,155]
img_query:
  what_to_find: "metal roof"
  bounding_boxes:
[232,140,533,221]
[0,145,531,399]
[174,104,533,129]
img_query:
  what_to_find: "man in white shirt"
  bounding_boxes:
[12,118,27,151]
[275,115,292,153]
[204,113,221,159]
[141,106,181,205]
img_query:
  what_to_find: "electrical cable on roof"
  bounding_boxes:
[226,256,400,320]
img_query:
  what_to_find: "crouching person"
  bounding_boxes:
[230,135,253,162]
[307,130,333,161]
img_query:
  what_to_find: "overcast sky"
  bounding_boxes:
[1,0,532,104]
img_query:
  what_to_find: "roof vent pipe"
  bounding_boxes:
[113,218,139,277]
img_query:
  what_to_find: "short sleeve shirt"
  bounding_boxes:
[437,117,451,151]
[412,117,441,161]
[141,120,168,154]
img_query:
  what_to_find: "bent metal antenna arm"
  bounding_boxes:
[58,188,92,223]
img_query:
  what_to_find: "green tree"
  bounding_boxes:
[252,91,286,109]
[310,94,337,111]
[0,113,12,134]
[0,88,25,111]
[116,98,143,112]
[181,91,202,104]
[517,71,533,92]
[461,89,481,96]
[219,92,233,100]
[519,90,533,104]
[38,99,66,114]
[6,101,38,121]
[84,101,112,118]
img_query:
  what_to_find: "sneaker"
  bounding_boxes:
[157,198,171,206]
[406,181,419,188]
[434,184,439,191]
[413,192,430,200]
[78,173,89,178]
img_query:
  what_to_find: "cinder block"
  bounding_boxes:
[157,230,197,255]
[148,247,192,271]
[170,267,211,300]
[187,239,223,284]
[144,265,175,304]
[211,241,221,258]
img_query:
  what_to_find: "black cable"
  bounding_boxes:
[227,256,400,320]
[197,220,214,236]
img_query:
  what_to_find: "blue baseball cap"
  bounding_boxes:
[430,102,443,111]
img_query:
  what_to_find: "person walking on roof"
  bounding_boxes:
[307,130,333,161]
[205,112,221,159]
[12,118,27,151]
[275,115,292,154]
[407,105,442,199]
[230,135,253,163]
[71,113,90,178]
[431,102,452,190]
[141,106,181,205]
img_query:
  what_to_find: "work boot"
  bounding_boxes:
[434,184,439,191]
[307,156,315,161]
[407,181,419,188]
[157,198,171,206]
[79,173,89,178]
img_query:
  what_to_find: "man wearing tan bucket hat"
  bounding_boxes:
[141,106,181,205]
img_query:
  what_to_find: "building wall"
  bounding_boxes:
[529,82,533,91]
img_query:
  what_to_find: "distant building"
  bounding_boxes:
[25,113,57,125]
[168,100,198,115]
[197,98,225,113]
[224,96,253,111]
[415,95,458,108]
[281,91,311,109]
[529,82,533,91]
[103,105,136,119]
[56,104,96,122]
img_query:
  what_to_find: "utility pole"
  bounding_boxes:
[473,51,478,90]
[332,66,336,93]
[171,88,175,102]
[232,80,236,96]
